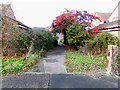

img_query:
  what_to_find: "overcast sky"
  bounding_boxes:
[0,0,119,27]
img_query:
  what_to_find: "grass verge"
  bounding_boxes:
[0,53,39,75]
[64,51,107,73]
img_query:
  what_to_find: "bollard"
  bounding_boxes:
[106,45,117,75]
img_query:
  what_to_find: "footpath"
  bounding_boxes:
[1,43,119,89]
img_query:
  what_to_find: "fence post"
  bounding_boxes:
[106,45,117,75]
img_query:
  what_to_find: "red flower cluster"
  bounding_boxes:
[88,26,103,37]
[51,9,100,35]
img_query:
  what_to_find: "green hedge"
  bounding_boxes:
[88,32,119,55]
[12,30,58,54]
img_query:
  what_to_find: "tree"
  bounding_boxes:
[50,9,99,44]
[66,22,91,49]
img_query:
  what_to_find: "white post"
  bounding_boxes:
[106,45,117,75]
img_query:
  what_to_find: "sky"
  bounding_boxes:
[0,0,119,27]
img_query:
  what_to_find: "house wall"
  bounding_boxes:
[108,2,120,39]
[108,2,120,22]
[0,17,2,57]
[0,4,16,20]
[118,31,120,40]
[108,31,120,40]
[109,31,118,37]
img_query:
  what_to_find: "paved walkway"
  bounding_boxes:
[43,45,67,73]
[1,73,119,88]
[26,44,67,74]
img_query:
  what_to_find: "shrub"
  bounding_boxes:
[66,22,92,49]
[60,38,64,43]
[12,30,33,53]
[88,32,119,55]
[34,30,57,51]
[12,29,58,54]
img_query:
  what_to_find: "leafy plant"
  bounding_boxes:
[66,22,92,49]
[12,30,58,54]
[1,53,38,74]
[50,9,99,44]
[88,32,119,55]
[60,38,64,43]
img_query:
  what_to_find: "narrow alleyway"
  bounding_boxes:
[43,45,67,73]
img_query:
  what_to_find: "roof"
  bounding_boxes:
[0,4,32,30]
[95,12,111,22]
[0,4,16,20]
[91,2,120,32]
[97,20,120,32]
[17,21,32,30]
[6,16,32,30]
[97,20,119,28]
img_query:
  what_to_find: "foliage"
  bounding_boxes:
[88,26,103,37]
[1,53,38,74]
[60,38,64,43]
[2,17,22,56]
[12,30,58,54]
[33,30,58,51]
[50,9,99,35]
[88,32,119,55]
[116,54,120,65]
[66,22,92,48]
[11,30,32,53]
[64,51,107,73]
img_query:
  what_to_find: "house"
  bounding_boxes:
[0,4,32,56]
[98,2,120,39]
[90,2,120,39]
[91,12,111,28]
[0,4,32,30]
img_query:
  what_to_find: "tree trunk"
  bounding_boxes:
[64,31,68,45]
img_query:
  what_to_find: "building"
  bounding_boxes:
[0,4,31,56]
[98,2,120,39]
[91,12,111,28]
[90,2,120,40]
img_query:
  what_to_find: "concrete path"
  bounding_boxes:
[43,45,67,74]
[49,73,119,88]
[1,73,119,88]
[25,44,67,74]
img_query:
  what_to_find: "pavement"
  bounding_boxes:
[1,43,120,89]
[43,45,67,74]
[1,73,119,89]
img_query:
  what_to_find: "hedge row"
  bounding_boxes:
[12,29,58,54]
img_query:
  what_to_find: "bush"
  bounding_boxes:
[34,30,58,51]
[12,30,33,53]
[66,22,92,49]
[60,38,64,43]
[88,32,119,55]
[12,30,58,54]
